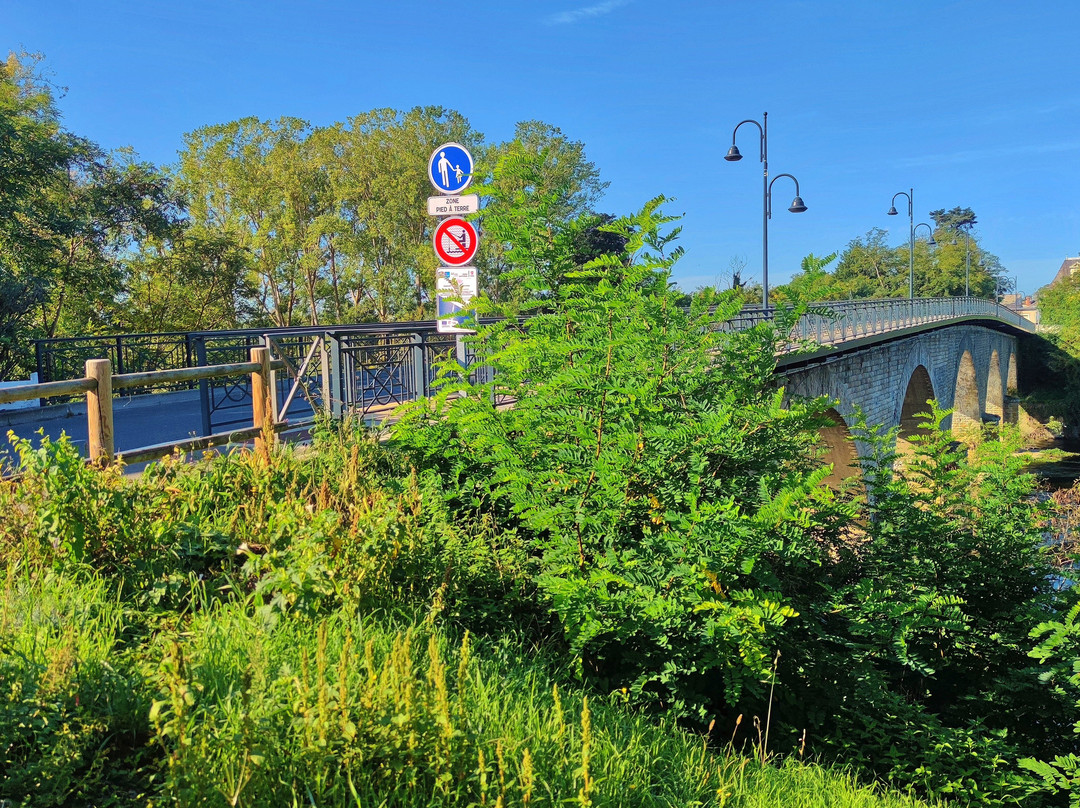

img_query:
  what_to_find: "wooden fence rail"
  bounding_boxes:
[0,347,286,468]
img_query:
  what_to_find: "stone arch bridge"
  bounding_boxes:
[745,298,1035,483]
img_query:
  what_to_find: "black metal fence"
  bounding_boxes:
[35,331,196,398]
[29,299,1035,435]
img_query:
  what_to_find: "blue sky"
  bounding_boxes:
[4,0,1078,296]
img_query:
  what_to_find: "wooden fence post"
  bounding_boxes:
[251,347,273,452]
[86,358,114,465]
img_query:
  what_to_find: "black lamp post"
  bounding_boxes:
[950,233,974,297]
[725,112,807,309]
[887,189,915,299]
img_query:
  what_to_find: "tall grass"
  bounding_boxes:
[149,600,943,807]
[0,425,946,807]
[0,568,151,806]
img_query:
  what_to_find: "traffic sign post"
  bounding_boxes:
[428,143,480,343]
[432,217,478,266]
[428,142,474,194]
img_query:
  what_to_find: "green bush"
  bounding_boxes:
[767,405,1074,805]
[392,200,841,719]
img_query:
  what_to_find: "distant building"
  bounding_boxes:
[1051,256,1080,286]
[1001,292,1040,324]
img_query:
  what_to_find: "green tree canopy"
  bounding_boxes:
[0,52,182,375]
[929,205,977,232]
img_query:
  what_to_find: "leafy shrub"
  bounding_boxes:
[769,405,1072,805]
[0,431,135,572]
[392,200,844,719]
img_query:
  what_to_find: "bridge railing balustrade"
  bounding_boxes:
[25,298,1032,440]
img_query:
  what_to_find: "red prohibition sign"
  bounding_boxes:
[433,217,478,266]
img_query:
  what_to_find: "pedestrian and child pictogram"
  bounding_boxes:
[432,217,478,266]
[427,142,473,194]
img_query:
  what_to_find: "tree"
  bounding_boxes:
[176,116,322,327]
[929,206,977,232]
[0,53,59,376]
[475,121,608,302]
[37,148,182,337]
[176,108,482,325]
[486,120,606,220]
[833,228,907,298]
[119,225,253,333]
[0,52,181,373]
[327,107,481,321]
[920,235,1001,298]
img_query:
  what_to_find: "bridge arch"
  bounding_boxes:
[819,408,862,490]
[952,349,981,439]
[1007,349,1018,396]
[986,350,1004,423]
[897,365,936,457]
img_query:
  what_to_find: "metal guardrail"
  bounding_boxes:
[32,299,1032,386]
[34,331,196,399]
[722,297,1035,348]
[14,297,1035,452]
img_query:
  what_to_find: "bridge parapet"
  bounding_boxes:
[22,297,1037,443]
[721,297,1034,354]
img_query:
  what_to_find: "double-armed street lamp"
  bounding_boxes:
[887,189,917,299]
[725,112,808,310]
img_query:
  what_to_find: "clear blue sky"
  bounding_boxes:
[5,0,1078,296]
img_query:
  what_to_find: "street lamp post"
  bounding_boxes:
[914,222,936,246]
[725,112,807,309]
[950,233,974,297]
[887,189,915,299]
[964,240,970,297]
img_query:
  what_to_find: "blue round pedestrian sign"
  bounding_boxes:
[428,142,473,194]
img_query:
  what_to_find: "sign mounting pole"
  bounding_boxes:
[427,143,480,372]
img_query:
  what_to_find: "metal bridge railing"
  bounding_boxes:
[721,297,1034,349]
[26,298,1034,434]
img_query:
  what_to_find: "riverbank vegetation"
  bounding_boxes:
[3,196,1080,807]
[5,52,1078,807]
[2,423,951,808]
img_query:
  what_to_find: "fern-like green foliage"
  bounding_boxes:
[783,404,1078,805]
[392,195,840,718]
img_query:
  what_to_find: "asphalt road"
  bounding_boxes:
[0,389,205,460]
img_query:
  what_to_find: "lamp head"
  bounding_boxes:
[928,236,937,247]
[724,145,743,162]
[887,206,899,216]
[788,196,807,214]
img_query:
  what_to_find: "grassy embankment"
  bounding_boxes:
[0,425,941,808]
